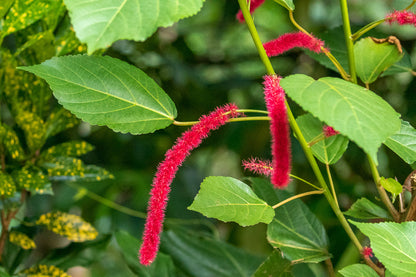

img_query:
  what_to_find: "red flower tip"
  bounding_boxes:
[386,10,416,26]
[236,0,266,23]
[242,157,273,176]
[139,104,240,265]
[362,246,374,259]
[323,125,339,137]
[263,75,291,189]
[263,32,325,57]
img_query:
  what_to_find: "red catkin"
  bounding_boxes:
[263,32,325,57]
[242,157,273,176]
[263,75,291,188]
[385,10,416,26]
[139,104,239,266]
[362,246,374,259]
[323,125,339,138]
[236,0,266,23]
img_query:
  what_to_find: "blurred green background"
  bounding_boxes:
[23,0,416,275]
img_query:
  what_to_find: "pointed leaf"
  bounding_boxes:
[296,113,349,164]
[19,55,177,135]
[15,110,47,151]
[36,211,98,242]
[379,177,402,195]
[382,50,413,77]
[115,231,175,277]
[339,264,379,277]
[354,37,404,84]
[384,121,416,164]
[250,178,330,263]
[13,166,52,195]
[273,0,295,11]
[40,140,94,160]
[160,229,263,277]
[344,198,392,220]
[352,221,416,277]
[0,172,17,198]
[64,0,205,53]
[45,108,79,138]
[0,124,25,161]
[253,250,293,277]
[280,74,401,162]
[188,176,275,226]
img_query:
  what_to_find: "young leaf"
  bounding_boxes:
[250,178,330,263]
[22,265,70,277]
[64,0,205,53]
[344,198,392,220]
[0,172,17,198]
[13,166,52,195]
[20,55,177,135]
[0,124,25,161]
[36,211,98,242]
[15,110,47,152]
[40,140,94,160]
[351,221,416,276]
[115,231,175,277]
[354,37,404,84]
[280,74,401,163]
[45,108,79,138]
[273,0,295,11]
[160,229,263,277]
[379,177,402,195]
[339,264,379,277]
[188,176,275,226]
[9,231,36,250]
[253,250,292,277]
[384,121,416,164]
[296,113,349,164]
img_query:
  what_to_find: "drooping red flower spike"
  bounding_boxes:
[263,75,291,188]
[263,32,325,57]
[242,157,273,176]
[362,246,374,259]
[236,0,266,23]
[139,104,239,266]
[323,125,339,138]
[385,10,416,26]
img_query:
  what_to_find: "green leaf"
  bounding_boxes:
[379,177,402,195]
[13,166,52,195]
[9,231,36,250]
[384,121,416,164]
[250,178,330,263]
[0,267,11,277]
[2,0,62,36]
[15,110,47,152]
[41,157,114,182]
[296,113,349,164]
[188,176,275,226]
[0,124,25,161]
[273,0,295,11]
[20,55,177,135]
[64,0,205,53]
[253,250,293,277]
[280,75,401,163]
[344,198,392,220]
[339,264,379,277]
[0,172,17,198]
[36,211,98,242]
[115,231,175,277]
[351,221,416,277]
[45,108,79,138]
[354,37,404,84]
[40,140,94,160]
[160,229,263,277]
[0,0,14,19]
[382,50,414,77]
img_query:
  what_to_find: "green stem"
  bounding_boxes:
[406,0,416,10]
[173,116,271,126]
[289,174,321,190]
[272,190,324,209]
[351,19,385,41]
[339,0,357,83]
[236,109,269,115]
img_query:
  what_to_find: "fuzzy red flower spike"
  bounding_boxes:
[263,32,325,57]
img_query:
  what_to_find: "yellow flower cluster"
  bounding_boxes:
[9,231,36,250]
[36,211,98,242]
[23,264,69,277]
[0,124,25,161]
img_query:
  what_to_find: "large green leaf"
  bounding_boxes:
[115,231,175,277]
[382,50,414,77]
[296,113,349,164]
[160,229,263,277]
[339,264,379,277]
[280,75,401,162]
[64,0,205,53]
[344,198,392,220]
[20,55,177,134]
[273,0,295,11]
[250,178,330,263]
[384,121,416,164]
[352,221,416,276]
[354,37,404,84]
[253,250,292,277]
[188,176,275,226]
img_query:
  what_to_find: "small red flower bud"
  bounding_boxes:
[385,10,416,26]
[263,32,325,57]
[362,246,374,259]
[242,158,273,176]
[323,125,339,138]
